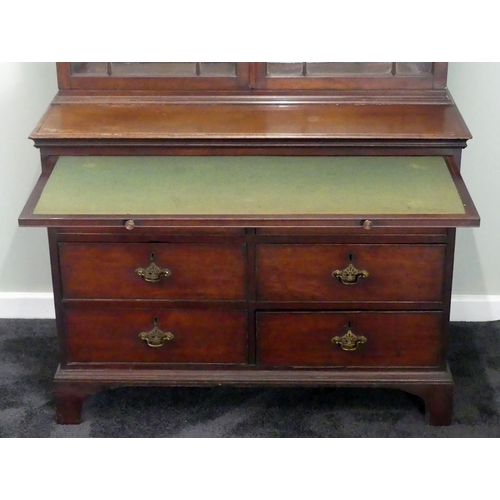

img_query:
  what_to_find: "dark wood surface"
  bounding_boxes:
[53,364,455,425]
[30,103,471,143]
[59,242,246,300]
[257,312,443,368]
[20,61,479,426]
[55,229,453,363]
[256,244,445,302]
[65,308,248,364]
[43,224,464,425]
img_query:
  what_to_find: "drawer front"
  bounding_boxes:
[256,244,445,302]
[60,243,246,300]
[257,312,443,367]
[65,308,248,364]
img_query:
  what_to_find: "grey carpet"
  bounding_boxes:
[1,318,499,437]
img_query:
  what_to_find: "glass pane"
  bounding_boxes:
[110,62,197,77]
[70,62,239,78]
[267,62,395,77]
[70,62,108,75]
[200,62,236,76]
[396,62,433,75]
[267,63,304,77]
[306,62,392,76]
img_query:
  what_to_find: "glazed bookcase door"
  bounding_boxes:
[57,62,251,91]
[57,62,448,93]
[253,62,448,90]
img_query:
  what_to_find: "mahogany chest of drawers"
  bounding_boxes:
[20,62,479,425]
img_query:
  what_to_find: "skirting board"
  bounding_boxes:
[0,293,55,319]
[0,292,499,322]
[450,295,500,322]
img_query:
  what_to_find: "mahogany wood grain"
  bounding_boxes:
[256,244,445,302]
[53,364,454,424]
[246,229,257,364]
[257,312,443,368]
[30,103,471,142]
[402,383,454,426]
[53,228,448,244]
[57,227,246,236]
[53,90,453,106]
[59,243,246,300]
[56,229,246,244]
[256,227,447,236]
[55,365,454,385]
[48,228,68,361]
[65,308,248,364]
[21,212,480,230]
[20,62,477,426]
[34,145,464,158]
[255,231,449,245]
[54,393,86,425]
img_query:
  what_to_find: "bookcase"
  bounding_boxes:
[20,62,479,424]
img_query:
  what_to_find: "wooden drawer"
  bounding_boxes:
[256,228,447,236]
[65,308,248,364]
[257,312,443,367]
[256,244,445,302]
[59,243,246,300]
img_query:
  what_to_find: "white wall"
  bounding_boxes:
[0,63,57,293]
[0,62,498,318]
[447,63,500,295]
[447,64,500,320]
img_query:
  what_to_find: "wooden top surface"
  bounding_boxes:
[31,101,471,142]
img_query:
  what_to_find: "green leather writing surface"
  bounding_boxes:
[34,156,466,216]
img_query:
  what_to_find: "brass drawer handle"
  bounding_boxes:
[332,329,367,352]
[332,263,369,285]
[135,252,172,283]
[138,318,174,348]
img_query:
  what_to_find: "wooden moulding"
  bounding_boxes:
[53,365,454,425]
[29,102,471,143]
